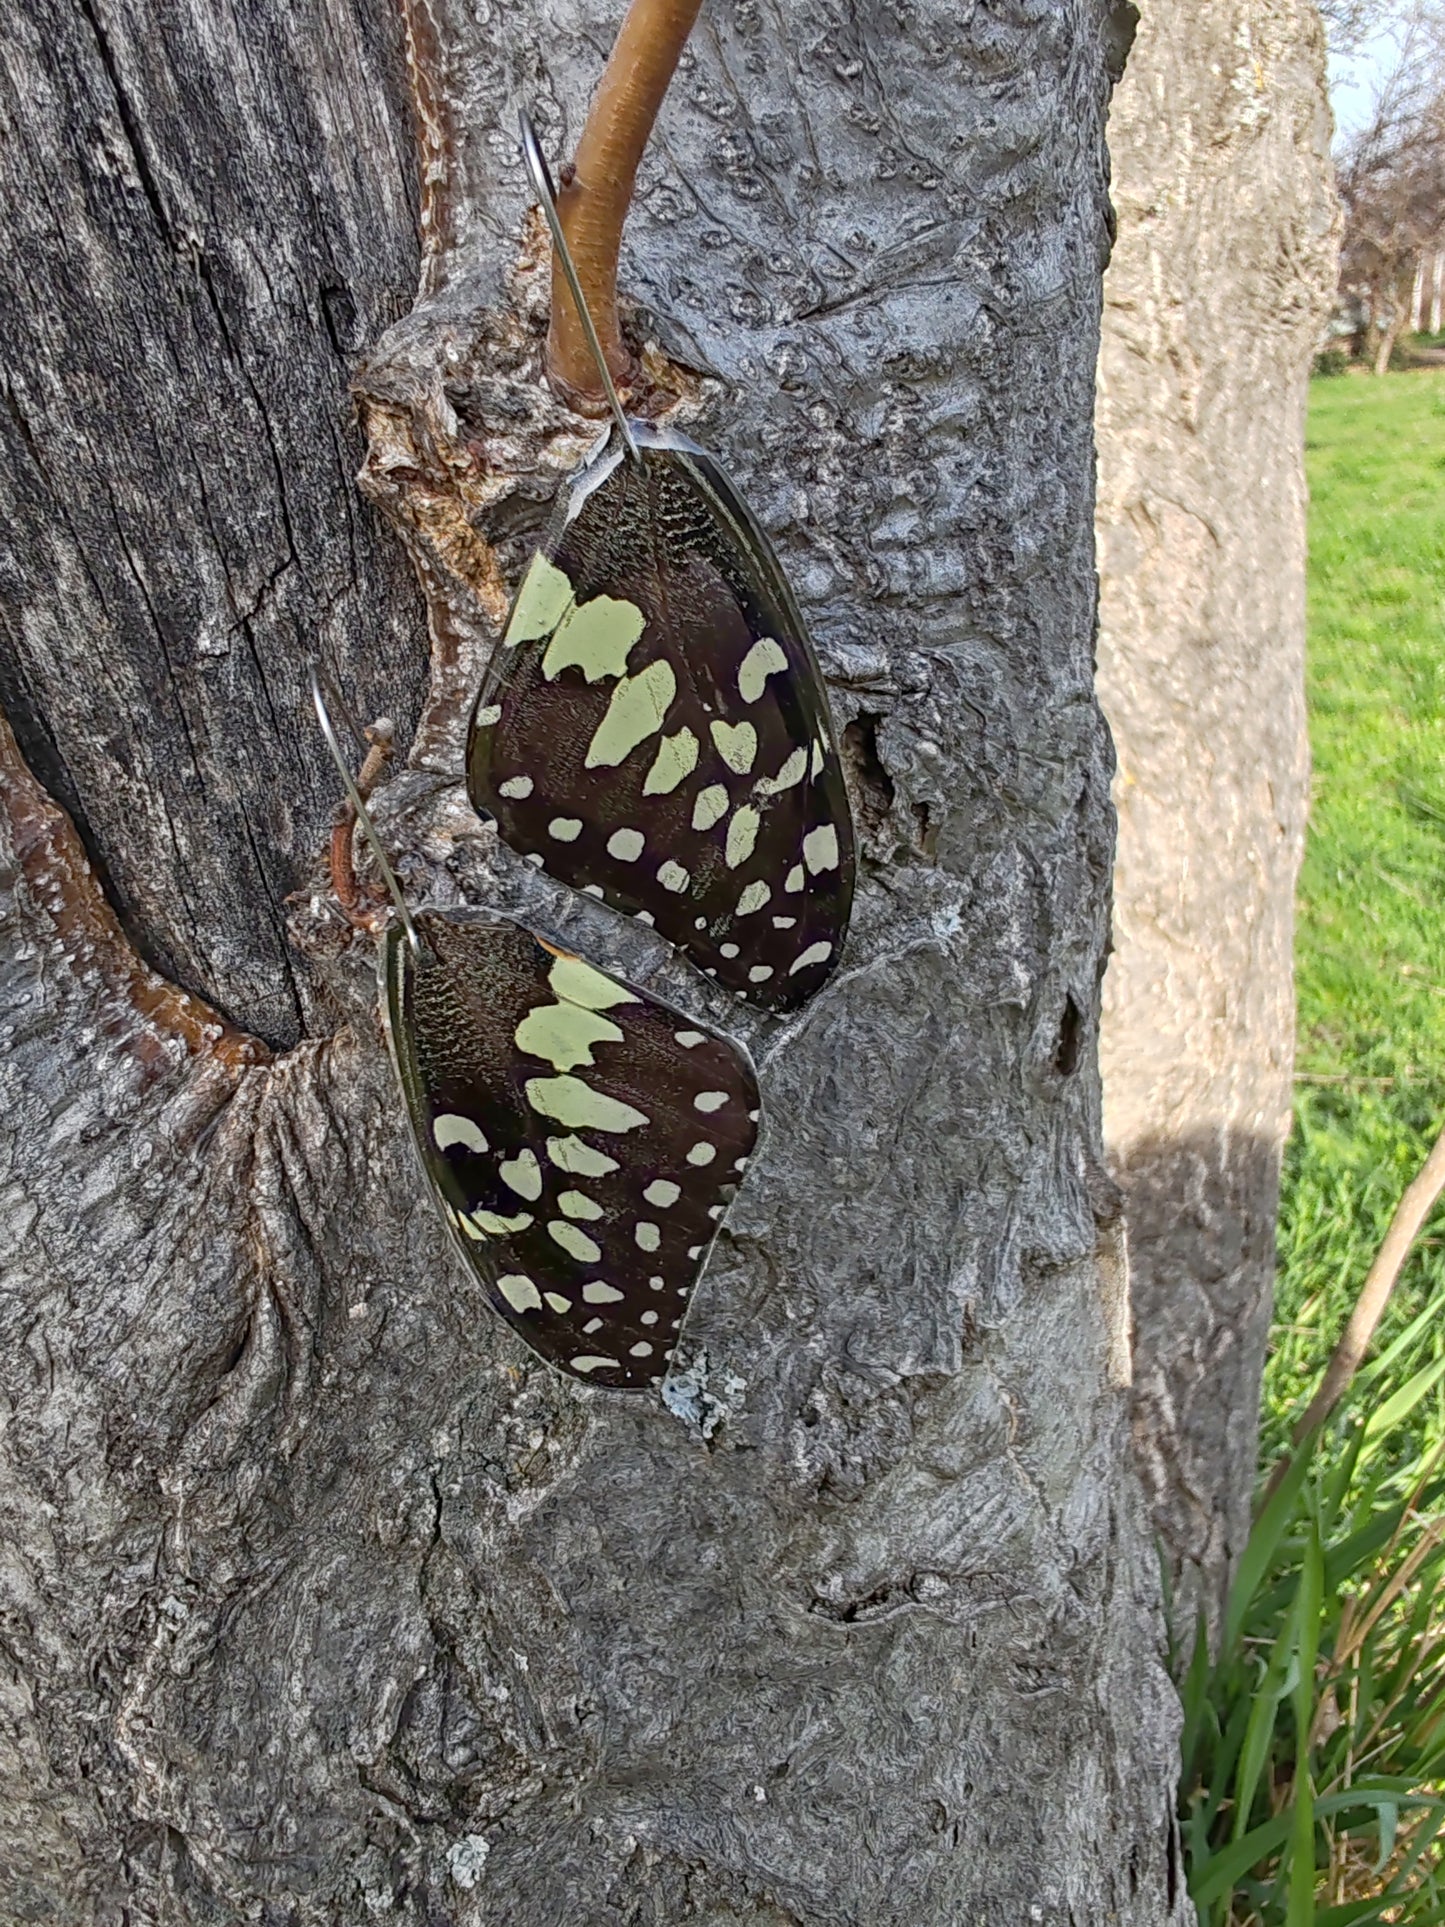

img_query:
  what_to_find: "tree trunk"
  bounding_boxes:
[0,1,1191,1921]
[1373,304,1403,375]
[1095,0,1338,1622]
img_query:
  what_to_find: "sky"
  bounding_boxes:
[1328,15,1413,140]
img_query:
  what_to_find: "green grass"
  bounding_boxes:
[1183,370,1445,1922]
[1297,371,1445,1088]
[1275,370,1445,1453]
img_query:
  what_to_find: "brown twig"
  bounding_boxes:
[1263,1118,1445,1503]
[328,721,396,930]
[547,0,705,404]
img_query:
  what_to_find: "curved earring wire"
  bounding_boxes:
[519,107,641,465]
[309,662,421,957]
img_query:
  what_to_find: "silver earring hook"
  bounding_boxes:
[519,107,641,465]
[309,662,421,957]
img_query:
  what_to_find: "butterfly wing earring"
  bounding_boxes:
[312,667,758,1391]
[466,112,855,1014]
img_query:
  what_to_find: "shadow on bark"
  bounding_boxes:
[1117,1126,1285,1632]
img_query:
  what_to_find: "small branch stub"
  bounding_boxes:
[547,0,705,405]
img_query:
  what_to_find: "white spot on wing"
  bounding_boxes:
[644,1180,681,1207]
[656,860,690,894]
[686,1142,716,1166]
[569,1355,617,1374]
[736,881,770,916]
[629,1341,654,1358]
[558,1189,604,1221]
[498,1274,542,1312]
[548,1220,602,1263]
[635,1222,661,1251]
[582,1281,625,1304]
[694,1091,729,1113]
[433,1114,488,1155]
[498,1148,543,1200]
[691,784,729,832]
[526,1076,648,1133]
[725,806,760,869]
[474,703,502,728]
[548,817,583,842]
[674,1030,706,1048]
[803,823,840,873]
[546,1135,619,1176]
[468,1208,533,1236]
[544,1292,572,1314]
[737,635,788,703]
[710,719,758,774]
[607,827,645,862]
[789,941,833,975]
[755,746,807,795]
[784,864,804,893]
[748,965,774,983]
[643,726,699,795]
[499,775,534,799]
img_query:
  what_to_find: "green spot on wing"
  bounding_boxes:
[541,594,646,683]
[514,1001,625,1072]
[642,726,700,795]
[585,659,677,769]
[546,1134,621,1176]
[737,634,788,703]
[710,719,757,773]
[505,552,574,645]
[525,1075,649,1133]
[548,954,639,1011]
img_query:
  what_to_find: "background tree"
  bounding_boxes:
[1095,0,1338,1622]
[0,0,1191,1919]
[1337,23,1445,370]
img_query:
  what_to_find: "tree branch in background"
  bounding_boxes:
[1264,1120,1445,1503]
[546,0,704,405]
[1319,0,1393,56]
[1335,9,1445,368]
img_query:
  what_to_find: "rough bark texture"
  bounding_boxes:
[0,0,427,1046]
[1095,0,1338,1620]
[1,1,1192,1921]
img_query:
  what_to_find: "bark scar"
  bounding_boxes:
[0,707,269,1073]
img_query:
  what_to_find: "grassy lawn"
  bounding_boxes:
[1183,371,1445,1925]
[1265,370,1445,1463]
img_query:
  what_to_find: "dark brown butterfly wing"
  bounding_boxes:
[383,912,759,1390]
[466,423,854,1011]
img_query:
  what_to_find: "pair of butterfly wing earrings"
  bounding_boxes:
[315,113,854,1392]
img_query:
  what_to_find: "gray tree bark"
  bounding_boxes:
[0,1,1192,1921]
[1095,0,1338,1621]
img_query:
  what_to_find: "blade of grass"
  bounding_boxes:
[1226,1435,1320,1656]
[1286,1515,1325,1926]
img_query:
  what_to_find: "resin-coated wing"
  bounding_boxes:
[382,911,759,1390]
[467,421,855,1012]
